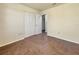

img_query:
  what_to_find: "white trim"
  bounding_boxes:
[1,33,79,47]
[48,34,79,44]
[0,34,29,47]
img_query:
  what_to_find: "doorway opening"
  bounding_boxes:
[42,15,46,33]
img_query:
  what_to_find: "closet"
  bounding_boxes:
[3,8,42,39]
[0,4,42,47]
[0,8,42,47]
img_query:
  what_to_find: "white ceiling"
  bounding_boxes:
[22,3,62,11]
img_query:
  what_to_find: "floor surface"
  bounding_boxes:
[0,33,79,55]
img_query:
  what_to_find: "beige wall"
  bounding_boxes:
[0,4,40,47]
[42,3,79,43]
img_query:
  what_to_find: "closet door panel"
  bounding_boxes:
[35,14,42,34]
[25,13,31,36]
[25,13,36,36]
[29,13,33,36]
[30,13,36,35]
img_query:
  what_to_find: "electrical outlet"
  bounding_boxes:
[16,34,18,36]
[57,32,60,34]
[18,33,23,35]
[16,32,24,36]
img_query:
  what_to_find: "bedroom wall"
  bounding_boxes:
[42,3,79,44]
[0,4,40,47]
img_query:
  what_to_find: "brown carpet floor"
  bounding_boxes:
[0,33,79,55]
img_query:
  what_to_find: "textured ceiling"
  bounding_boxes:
[22,3,62,11]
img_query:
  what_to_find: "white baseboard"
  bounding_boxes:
[1,33,78,47]
[0,33,42,47]
[0,34,30,47]
[48,34,79,44]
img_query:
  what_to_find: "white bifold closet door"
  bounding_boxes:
[29,13,36,35]
[35,14,42,34]
[25,13,32,37]
[25,12,42,37]
[25,12,36,36]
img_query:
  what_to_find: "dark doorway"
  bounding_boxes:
[42,15,46,33]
